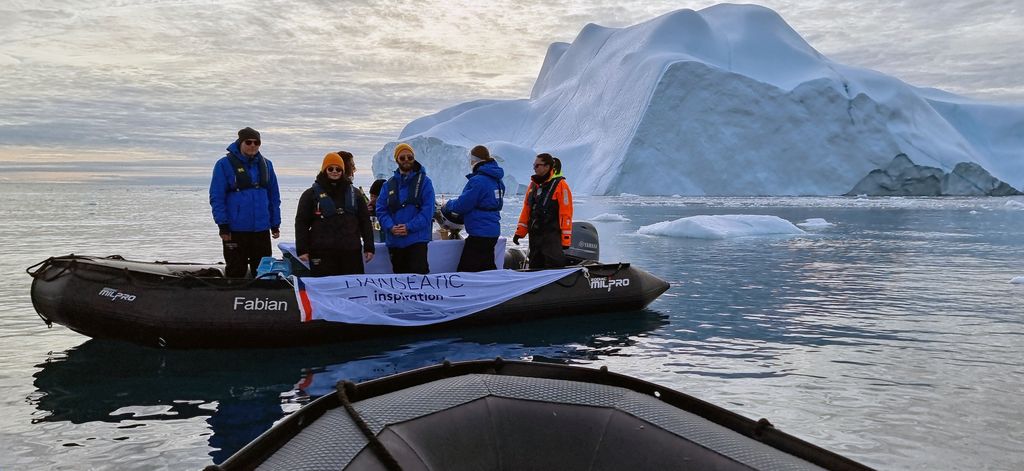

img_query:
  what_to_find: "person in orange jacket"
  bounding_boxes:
[513,153,573,269]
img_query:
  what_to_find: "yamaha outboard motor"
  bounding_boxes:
[503,245,529,270]
[564,221,599,265]
[503,222,600,269]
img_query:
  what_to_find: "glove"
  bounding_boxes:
[512,235,520,245]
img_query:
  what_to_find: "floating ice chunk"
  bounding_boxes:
[588,213,631,222]
[797,218,833,228]
[638,214,804,239]
[1005,200,1024,210]
[1010,277,1024,284]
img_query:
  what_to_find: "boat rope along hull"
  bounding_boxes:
[29,255,669,348]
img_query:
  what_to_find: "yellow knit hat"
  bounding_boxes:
[393,143,414,160]
[321,152,345,172]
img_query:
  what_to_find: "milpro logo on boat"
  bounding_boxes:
[98,287,137,302]
[233,297,288,312]
[589,277,630,292]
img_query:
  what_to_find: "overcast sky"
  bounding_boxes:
[1,0,1021,182]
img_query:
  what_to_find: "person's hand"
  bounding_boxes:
[271,229,280,239]
[220,233,232,242]
[512,235,520,245]
[364,252,375,263]
[299,254,309,262]
[391,224,408,236]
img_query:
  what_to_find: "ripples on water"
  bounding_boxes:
[2,185,1023,469]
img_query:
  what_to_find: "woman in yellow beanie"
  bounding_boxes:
[294,152,375,276]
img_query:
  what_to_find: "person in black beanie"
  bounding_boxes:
[209,127,282,278]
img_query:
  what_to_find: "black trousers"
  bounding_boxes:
[223,230,271,278]
[309,249,365,277]
[388,242,429,274]
[527,231,566,269]
[458,236,498,272]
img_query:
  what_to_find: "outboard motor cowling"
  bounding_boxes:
[503,222,600,269]
[503,246,529,270]
[564,222,599,265]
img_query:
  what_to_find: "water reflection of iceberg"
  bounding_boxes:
[30,310,666,463]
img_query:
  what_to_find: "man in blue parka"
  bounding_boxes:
[376,142,435,274]
[209,127,282,278]
[442,145,505,272]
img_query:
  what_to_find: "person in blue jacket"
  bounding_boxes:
[442,145,505,272]
[209,127,282,278]
[376,143,435,274]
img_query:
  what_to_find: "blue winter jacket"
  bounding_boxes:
[443,160,505,237]
[209,142,282,232]
[375,162,435,248]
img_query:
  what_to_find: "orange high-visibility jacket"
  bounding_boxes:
[515,175,573,247]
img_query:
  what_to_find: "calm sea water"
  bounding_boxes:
[2,183,1023,470]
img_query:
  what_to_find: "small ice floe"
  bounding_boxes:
[638,214,804,239]
[796,218,833,228]
[1010,277,1024,284]
[1004,200,1024,210]
[969,210,979,214]
[588,213,631,222]
[618,192,640,197]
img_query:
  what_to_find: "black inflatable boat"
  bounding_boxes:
[27,254,669,348]
[208,359,872,471]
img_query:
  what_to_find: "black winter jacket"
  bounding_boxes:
[295,174,375,256]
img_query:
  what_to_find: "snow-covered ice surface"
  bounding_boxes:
[797,218,834,228]
[587,213,631,222]
[638,214,804,239]
[374,5,1024,196]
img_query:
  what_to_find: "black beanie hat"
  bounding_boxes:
[237,127,261,142]
[369,179,386,196]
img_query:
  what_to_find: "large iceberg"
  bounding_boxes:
[371,4,1024,196]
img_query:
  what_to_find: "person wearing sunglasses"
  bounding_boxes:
[294,152,375,276]
[513,152,573,269]
[376,142,435,274]
[440,145,505,272]
[209,127,282,278]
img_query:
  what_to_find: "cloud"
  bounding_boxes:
[0,0,1020,177]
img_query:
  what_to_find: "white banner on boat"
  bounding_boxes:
[294,268,580,326]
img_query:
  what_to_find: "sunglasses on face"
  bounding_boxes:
[397,154,415,162]
[533,163,549,168]
[243,140,261,146]
[325,166,344,172]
